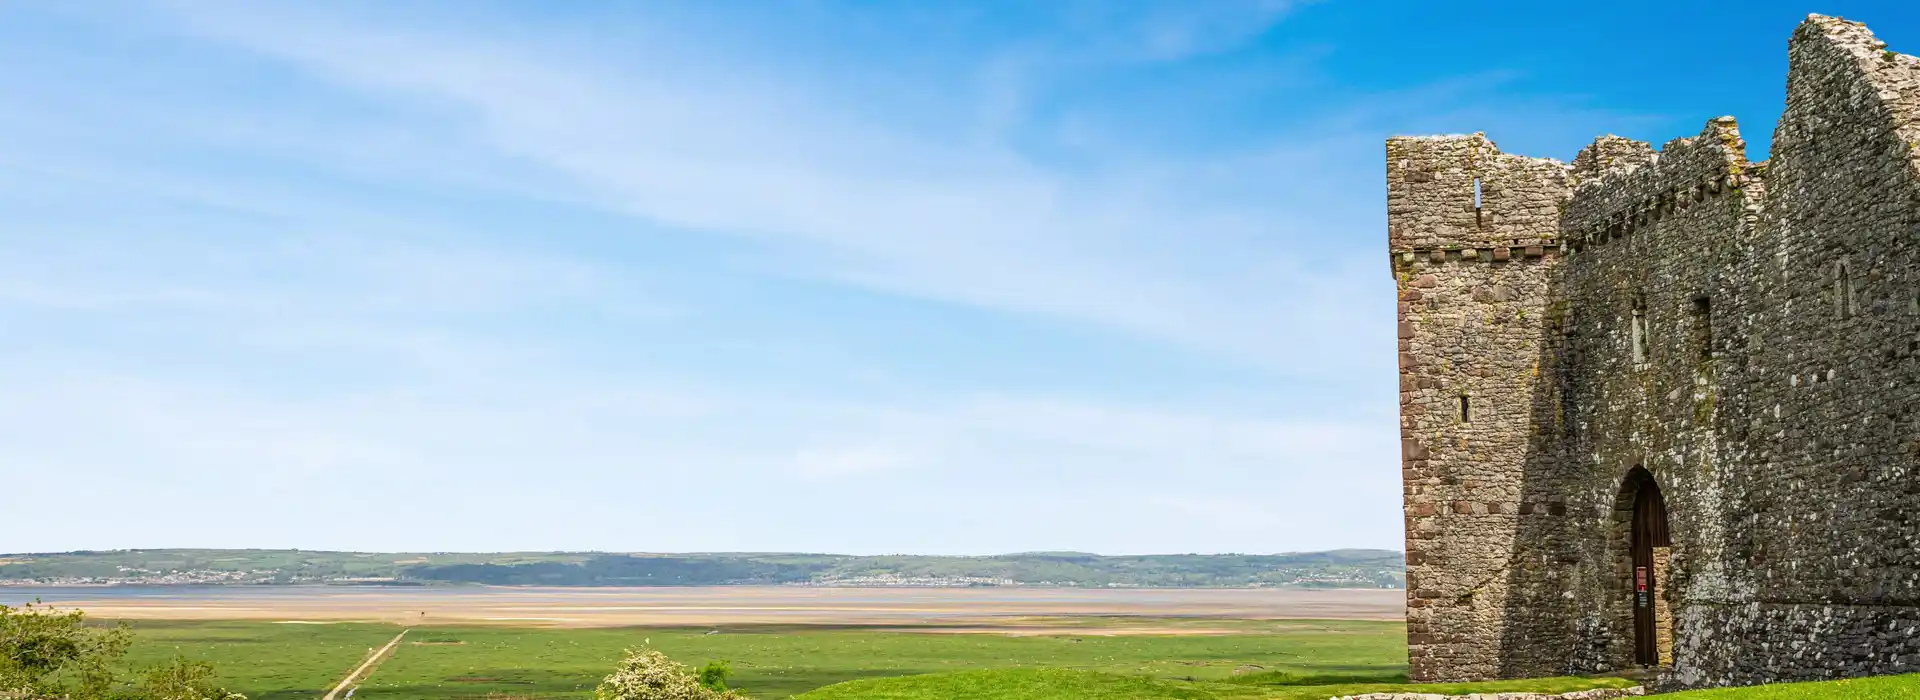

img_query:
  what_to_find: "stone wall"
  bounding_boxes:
[1390,135,1569,681]
[1391,14,1920,690]
[1679,15,1920,687]
[1542,117,1759,684]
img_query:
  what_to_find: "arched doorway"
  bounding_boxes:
[1621,467,1672,667]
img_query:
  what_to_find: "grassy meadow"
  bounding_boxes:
[116,621,408,700]
[110,617,1920,699]
[791,670,1920,699]
[791,669,1639,700]
[1662,674,1920,699]
[117,618,1413,699]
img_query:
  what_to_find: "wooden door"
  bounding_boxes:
[1630,473,1671,666]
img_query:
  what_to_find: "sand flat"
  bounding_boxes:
[8,585,1403,629]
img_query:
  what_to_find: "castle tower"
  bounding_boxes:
[1388,134,1570,680]
[1389,15,1920,689]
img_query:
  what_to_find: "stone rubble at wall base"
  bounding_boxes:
[1333,689,1644,700]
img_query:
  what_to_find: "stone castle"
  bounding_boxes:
[1390,15,1920,688]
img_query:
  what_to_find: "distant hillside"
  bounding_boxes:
[0,549,1404,589]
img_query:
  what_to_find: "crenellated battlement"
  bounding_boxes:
[1562,119,1757,252]
[1387,119,1762,265]
[1387,134,1572,256]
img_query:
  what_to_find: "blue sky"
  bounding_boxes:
[2,1,1914,555]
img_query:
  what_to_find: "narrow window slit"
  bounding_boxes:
[1473,177,1484,227]
[1460,395,1472,423]
[1691,295,1713,361]
[1836,261,1855,319]
[1632,298,1649,366]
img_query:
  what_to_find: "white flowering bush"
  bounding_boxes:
[594,648,742,700]
[139,657,247,700]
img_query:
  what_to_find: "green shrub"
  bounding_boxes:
[695,660,732,692]
[0,601,129,700]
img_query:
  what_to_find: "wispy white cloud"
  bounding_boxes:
[1113,0,1307,63]
[103,0,1391,376]
[0,0,1628,554]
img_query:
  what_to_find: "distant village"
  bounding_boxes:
[0,566,282,586]
[2,568,1398,589]
[0,566,411,587]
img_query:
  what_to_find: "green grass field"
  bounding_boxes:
[116,621,408,700]
[119,618,1410,699]
[792,669,1920,699]
[791,669,1637,700]
[113,619,1920,699]
[1663,673,1920,699]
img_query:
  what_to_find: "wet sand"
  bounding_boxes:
[7,586,1403,629]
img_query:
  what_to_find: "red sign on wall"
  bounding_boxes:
[1635,567,1649,593]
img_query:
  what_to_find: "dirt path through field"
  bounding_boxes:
[323,629,407,700]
